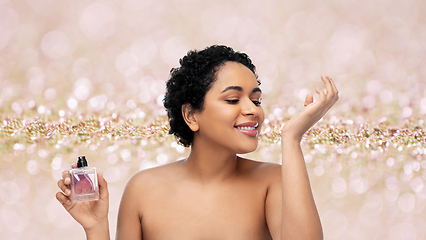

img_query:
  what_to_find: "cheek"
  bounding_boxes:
[199,103,234,128]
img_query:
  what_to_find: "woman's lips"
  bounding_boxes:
[235,123,259,137]
[236,127,258,137]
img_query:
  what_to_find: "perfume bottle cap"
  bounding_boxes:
[77,156,88,168]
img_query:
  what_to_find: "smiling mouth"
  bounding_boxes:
[236,126,256,130]
[235,123,259,137]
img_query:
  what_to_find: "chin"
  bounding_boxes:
[235,142,259,154]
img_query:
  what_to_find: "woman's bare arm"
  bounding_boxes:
[281,74,338,239]
[116,173,144,240]
[280,139,323,240]
[266,74,338,240]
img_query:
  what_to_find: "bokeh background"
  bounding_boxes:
[1,0,426,239]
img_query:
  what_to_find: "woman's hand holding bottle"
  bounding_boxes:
[56,162,110,239]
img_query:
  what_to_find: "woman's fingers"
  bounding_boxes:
[328,76,338,94]
[71,162,78,169]
[56,191,71,206]
[321,74,335,97]
[58,178,71,195]
[98,172,109,201]
[320,74,339,109]
[62,170,71,185]
[315,87,326,103]
[304,93,314,107]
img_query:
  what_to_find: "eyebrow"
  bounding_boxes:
[220,86,262,94]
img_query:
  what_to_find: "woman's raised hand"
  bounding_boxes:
[281,74,339,142]
[56,163,110,234]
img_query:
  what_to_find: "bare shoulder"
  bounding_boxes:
[237,157,281,183]
[125,160,184,194]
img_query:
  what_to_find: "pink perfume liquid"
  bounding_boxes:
[72,173,95,194]
[69,156,99,202]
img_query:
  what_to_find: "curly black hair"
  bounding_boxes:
[163,45,259,147]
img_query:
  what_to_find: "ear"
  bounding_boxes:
[182,103,199,132]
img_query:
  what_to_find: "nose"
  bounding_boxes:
[241,99,259,117]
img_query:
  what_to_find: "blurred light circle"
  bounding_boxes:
[365,190,383,208]
[359,204,381,227]
[41,31,72,59]
[384,188,400,202]
[362,95,375,109]
[1,87,13,102]
[380,89,393,103]
[322,210,347,239]
[139,91,151,104]
[314,165,324,176]
[72,58,91,77]
[0,25,12,51]
[115,52,139,76]
[130,39,157,66]
[273,108,283,118]
[73,78,92,101]
[138,150,146,158]
[420,98,426,114]
[410,177,424,193]
[284,11,308,43]
[27,67,45,95]
[67,97,78,109]
[201,6,239,42]
[401,107,412,118]
[126,100,137,110]
[0,6,19,51]
[37,105,46,114]
[26,160,39,175]
[47,199,74,228]
[11,102,22,114]
[13,143,25,151]
[123,0,152,11]
[386,158,394,167]
[398,193,415,213]
[388,222,417,240]
[79,3,116,41]
[332,177,347,193]
[297,88,311,101]
[107,153,118,165]
[328,24,366,68]
[366,80,381,94]
[104,167,122,183]
[349,178,368,195]
[38,149,49,158]
[176,145,185,154]
[44,88,57,101]
[386,176,399,190]
[0,181,21,204]
[156,154,168,165]
[1,204,30,232]
[156,94,164,106]
[160,36,189,66]
[120,149,132,161]
[287,106,296,115]
[51,157,62,170]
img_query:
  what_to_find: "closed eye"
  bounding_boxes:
[225,99,239,104]
[252,100,261,106]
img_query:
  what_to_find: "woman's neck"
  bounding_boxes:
[182,139,239,184]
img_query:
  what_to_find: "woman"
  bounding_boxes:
[57,45,338,239]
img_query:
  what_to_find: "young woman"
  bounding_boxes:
[56,45,338,239]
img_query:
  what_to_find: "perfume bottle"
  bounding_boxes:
[69,156,99,202]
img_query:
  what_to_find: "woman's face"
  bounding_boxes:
[192,61,265,154]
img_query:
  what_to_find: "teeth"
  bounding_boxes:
[237,126,255,130]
